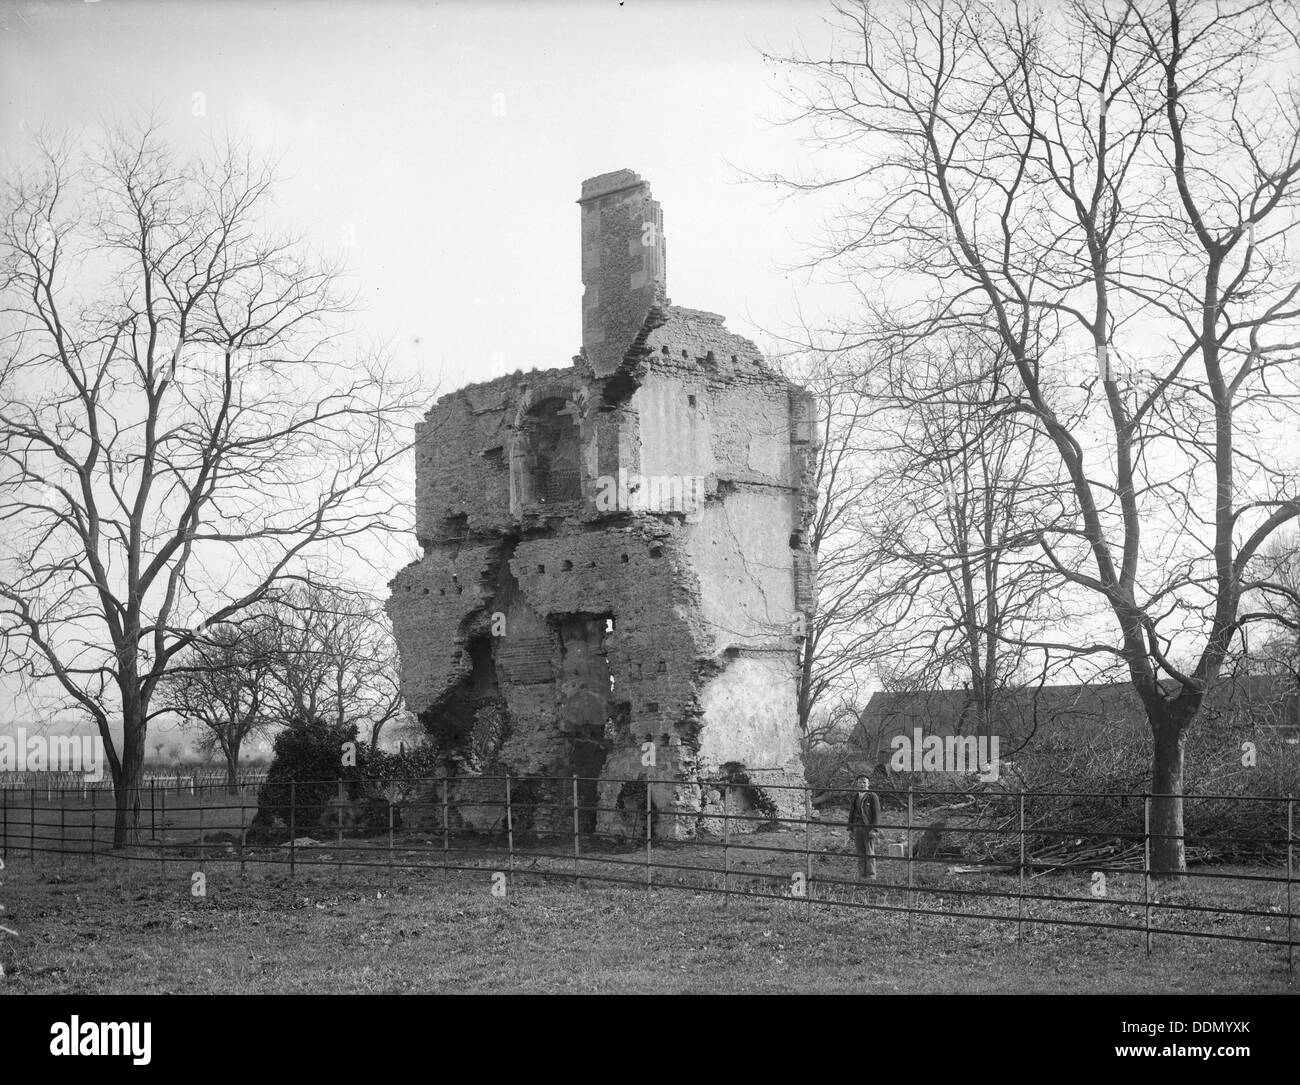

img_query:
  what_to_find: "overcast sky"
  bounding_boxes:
[4,1,1296,747]
[0,0,853,737]
[1,0,847,393]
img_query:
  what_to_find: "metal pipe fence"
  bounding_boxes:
[1,774,1294,975]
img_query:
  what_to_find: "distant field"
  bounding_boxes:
[0,844,1293,994]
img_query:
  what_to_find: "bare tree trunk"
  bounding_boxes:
[225,745,241,795]
[112,706,147,849]
[796,636,815,735]
[1148,714,1188,880]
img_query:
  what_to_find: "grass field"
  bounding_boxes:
[0,843,1294,993]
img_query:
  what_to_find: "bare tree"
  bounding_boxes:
[1244,530,1300,681]
[860,329,1076,733]
[791,328,1075,748]
[257,583,406,752]
[0,121,423,845]
[767,0,1300,873]
[157,619,276,792]
[787,348,882,735]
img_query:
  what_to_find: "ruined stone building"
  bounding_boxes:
[387,170,819,837]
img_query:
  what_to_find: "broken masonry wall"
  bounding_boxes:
[392,360,815,830]
[388,541,502,719]
[391,362,815,829]
[625,307,814,821]
[388,170,819,838]
[414,365,581,543]
[508,530,699,728]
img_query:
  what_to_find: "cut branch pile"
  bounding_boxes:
[902,779,1286,870]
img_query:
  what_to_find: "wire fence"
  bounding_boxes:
[1,773,1294,976]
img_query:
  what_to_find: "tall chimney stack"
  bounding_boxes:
[578,170,666,378]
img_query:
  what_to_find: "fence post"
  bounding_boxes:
[197,781,205,874]
[1017,788,1025,946]
[505,774,515,881]
[289,780,296,881]
[1,786,7,864]
[723,782,731,907]
[1287,796,1294,984]
[90,787,96,864]
[1143,794,1152,955]
[439,774,449,878]
[645,778,653,890]
[906,786,914,934]
[803,785,812,919]
[388,798,394,886]
[160,787,167,875]
[59,788,65,867]
[442,774,450,878]
[572,775,581,889]
[29,788,35,863]
[336,779,344,855]
[150,779,156,840]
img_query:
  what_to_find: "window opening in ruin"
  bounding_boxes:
[468,636,497,695]
[523,397,581,504]
[688,394,696,408]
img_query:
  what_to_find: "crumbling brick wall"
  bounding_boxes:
[388,170,820,839]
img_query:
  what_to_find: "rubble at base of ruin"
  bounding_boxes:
[386,170,820,839]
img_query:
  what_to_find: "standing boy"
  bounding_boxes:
[848,774,882,879]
